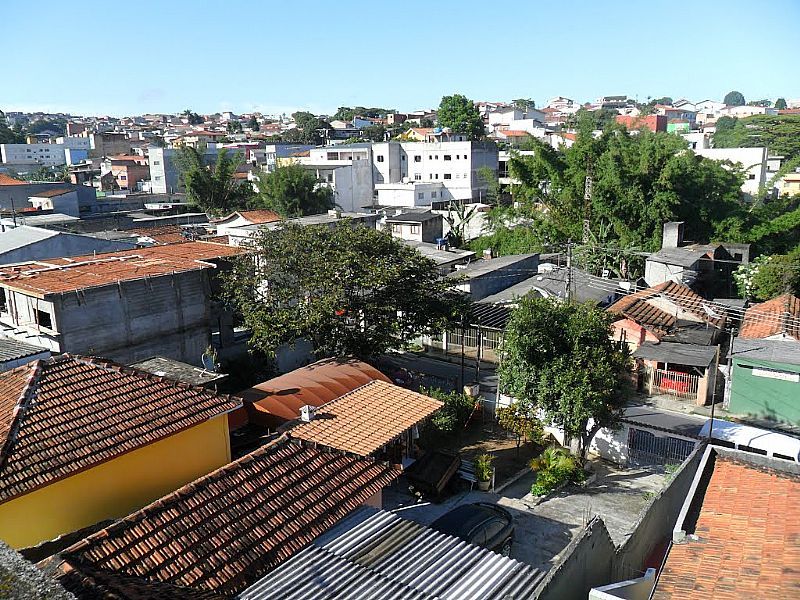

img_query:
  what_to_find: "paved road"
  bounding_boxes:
[381,351,498,395]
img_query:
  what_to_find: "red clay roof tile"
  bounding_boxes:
[739,294,800,340]
[0,355,240,502]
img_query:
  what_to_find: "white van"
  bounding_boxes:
[698,418,800,462]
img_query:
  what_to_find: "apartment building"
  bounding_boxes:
[0,143,67,166]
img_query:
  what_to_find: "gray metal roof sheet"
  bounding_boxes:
[239,507,544,600]
[732,338,800,366]
[633,341,717,368]
[451,254,538,279]
[0,337,49,363]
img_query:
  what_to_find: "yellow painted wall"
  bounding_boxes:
[0,415,231,549]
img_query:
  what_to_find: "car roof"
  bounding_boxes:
[430,503,508,535]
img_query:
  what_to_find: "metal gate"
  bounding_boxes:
[627,427,697,467]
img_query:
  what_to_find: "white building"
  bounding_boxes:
[719,105,778,119]
[487,107,545,133]
[694,146,768,198]
[0,143,67,166]
[694,100,727,125]
[292,146,375,212]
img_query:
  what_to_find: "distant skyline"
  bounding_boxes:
[3,0,799,117]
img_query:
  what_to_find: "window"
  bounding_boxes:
[401,155,406,161]
[119,175,127,180]
[431,191,437,198]
[429,155,433,160]
[444,173,452,179]
[444,155,452,161]
[434,174,439,179]
[36,309,53,330]
[414,173,422,181]
[748,173,756,180]
[464,154,469,160]
[391,224,402,233]
[0,288,6,312]
[418,192,425,200]
[377,155,384,162]
[410,225,420,234]
[153,160,160,165]
[327,173,333,182]
[414,155,421,162]
[155,176,162,181]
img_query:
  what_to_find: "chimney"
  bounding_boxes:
[662,222,684,249]
[300,405,315,422]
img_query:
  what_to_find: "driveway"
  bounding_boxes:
[384,460,665,572]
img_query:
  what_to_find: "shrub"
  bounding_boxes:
[475,453,494,482]
[529,447,585,496]
[421,387,475,434]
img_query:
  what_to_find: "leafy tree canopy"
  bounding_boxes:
[723,90,746,106]
[499,296,630,458]
[247,115,260,131]
[181,109,204,125]
[713,114,800,161]
[224,222,469,359]
[175,146,252,215]
[253,164,333,217]
[512,98,536,110]
[775,98,788,110]
[226,120,242,134]
[437,94,484,140]
[734,248,800,301]
[290,111,331,144]
[0,111,25,144]
[333,106,395,121]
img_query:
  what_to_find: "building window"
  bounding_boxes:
[444,173,452,179]
[327,173,333,182]
[414,173,422,180]
[414,155,421,162]
[0,288,6,312]
[431,191,437,198]
[410,225,420,234]
[36,309,53,330]
[377,155,384,162]
[444,155,452,161]
[464,154,469,160]
[401,155,406,161]
[748,173,756,180]
[155,176,162,181]
[429,155,433,160]
[418,192,424,200]
[391,224,402,233]
[434,174,439,179]
[153,160,160,165]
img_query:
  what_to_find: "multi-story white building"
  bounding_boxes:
[1,143,67,166]
[694,146,768,198]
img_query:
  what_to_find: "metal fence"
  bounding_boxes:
[644,366,700,401]
[627,427,698,467]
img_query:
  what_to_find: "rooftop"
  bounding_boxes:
[0,336,49,364]
[28,188,74,199]
[402,240,475,266]
[451,253,538,280]
[646,244,719,268]
[48,435,399,598]
[215,209,281,226]
[0,174,27,186]
[0,240,241,297]
[289,380,442,456]
[731,337,800,366]
[385,211,441,223]
[653,448,800,598]
[738,293,799,340]
[633,341,717,368]
[0,355,240,503]
[0,225,60,253]
[2,213,80,227]
[607,281,725,337]
[242,506,545,599]
[128,356,227,388]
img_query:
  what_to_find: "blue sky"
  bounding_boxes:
[3,0,798,117]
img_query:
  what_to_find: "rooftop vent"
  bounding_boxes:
[300,405,316,422]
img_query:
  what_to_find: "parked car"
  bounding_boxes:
[429,502,514,555]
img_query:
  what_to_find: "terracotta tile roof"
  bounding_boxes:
[29,188,73,198]
[214,209,281,226]
[607,281,724,337]
[49,435,399,597]
[653,457,800,598]
[498,129,531,137]
[0,355,240,503]
[237,358,392,428]
[0,241,241,297]
[739,294,800,340]
[0,174,27,186]
[289,380,442,456]
[129,224,187,244]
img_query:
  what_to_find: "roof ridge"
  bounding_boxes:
[0,360,44,473]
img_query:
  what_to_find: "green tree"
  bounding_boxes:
[443,200,479,248]
[253,164,333,217]
[437,94,484,140]
[734,249,800,301]
[291,111,331,144]
[496,402,543,456]
[181,109,204,125]
[512,98,536,110]
[775,98,788,110]
[421,387,476,434]
[499,297,630,459]
[723,91,746,106]
[224,221,469,359]
[333,107,356,121]
[0,111,25,144]
[226,120,242,134]
[175,146,252,214]
[359,124,386,142]
[248,115,260,131]
[713,114,800,161]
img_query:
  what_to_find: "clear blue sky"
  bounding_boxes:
[3,0,798,117]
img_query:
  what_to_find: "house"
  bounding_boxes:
[129,355,228,391]
[0,336,50,371]
[401,239,475,274]
[26,188,80,217]
[650,445,800,599]
[385,211,443,243]
[44,434,399,597]
[719,104,778,119]
[780,171,800,196]
[727,338,800,426]
[644,221,748,294]
[615,114,667,132]
[147,146,220,194]
[694,146,768,198]
[653,105,697,125]
[0,241,241,365]
[739,293,799,340]
[0,225,136,265]
[243,505,545,598]
[235,357,392,430]
[213,209,281,237]
[0,354,240,548]
[632,341,719,406]
[451,253,539,301]
[288,145,374,212]
[607,280,726,349]
[287,379,442,461]
[0,178,95,214]
[99,154,149,191]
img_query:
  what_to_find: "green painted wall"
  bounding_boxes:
[729,357,800,425]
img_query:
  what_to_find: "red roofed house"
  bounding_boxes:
[615,114,667,132]
[100,154,149,191]
[739,293,800,341]
[213,209,282,237]
[0,354,241,548]
[0,241,241,366]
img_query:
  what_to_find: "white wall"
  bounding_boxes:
[695,146,767,197]
[1,143,67,166]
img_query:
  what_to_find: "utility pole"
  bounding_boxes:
[565,239,573,302]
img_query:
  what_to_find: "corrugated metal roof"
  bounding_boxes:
[633,341,717,368]
[240,507,544,599]
[470,303,513,330]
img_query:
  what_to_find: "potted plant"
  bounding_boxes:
[475,453,494,491]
